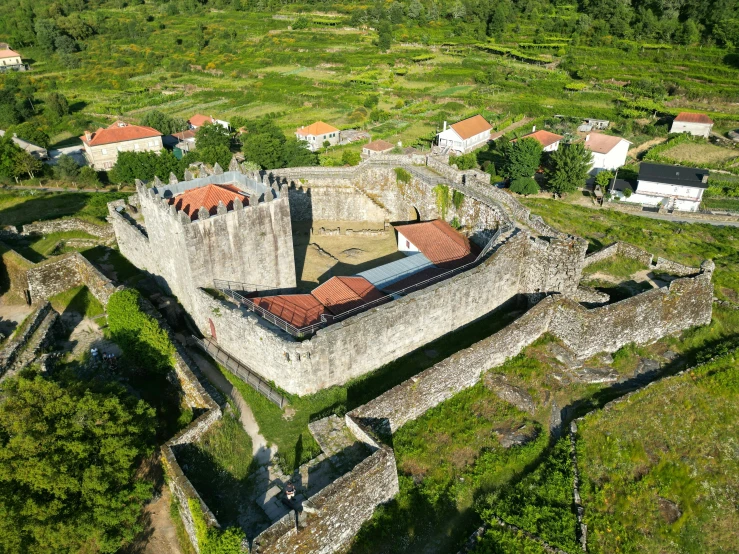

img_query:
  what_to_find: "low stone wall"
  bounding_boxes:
[0,302,52,378]
[27,252,118,306]
[654,256,699,276]
[0,242,33,300]
[22,218,115,241]
[583,241,654,268]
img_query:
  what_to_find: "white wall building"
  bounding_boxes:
[436,115,492,154]
[81,121,163,170]
[516,128,563,152]
[0,45,24,71]
[618,162,709,212]
[584,133,631,174]
[188,114,230,131]
[296,121,340,151]
[670,112,714,138]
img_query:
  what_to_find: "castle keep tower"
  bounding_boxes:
[113,168,296,315]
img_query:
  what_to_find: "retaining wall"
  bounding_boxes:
[22,218,115,240]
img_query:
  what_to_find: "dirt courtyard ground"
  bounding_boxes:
[292,220,404,291]
[0,296,33,339]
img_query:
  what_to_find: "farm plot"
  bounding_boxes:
[660,142,739,166]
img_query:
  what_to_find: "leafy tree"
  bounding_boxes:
[504,137,542,179]
[363,94,379,109]
[341,150,361,166]
[195,123,231,151]
[34,18,60,54]
[378,20,393,51]
[54,154,81,180]
[109,151,183,184]
[8,123,49,148]
[13,150,41,180]
[140,111,188,135]
[183,145,232,169]
[546,142,593,196]
[594,170,614,193]
[45,92,70,119]
[79,166,101,186]
[449,152,477,170]
[0,371,156,553]
[292,16,310,29]
[243,132,284,169]
[283,138,317,167]
[510,177,540,196]
[0,136,22,180]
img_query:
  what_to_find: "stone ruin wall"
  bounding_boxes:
[0,243,33,301]
[26,252,118,306]
[21,217,115,241]
[0,302,53,379]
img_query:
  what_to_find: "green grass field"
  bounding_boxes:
[0,191,127,227]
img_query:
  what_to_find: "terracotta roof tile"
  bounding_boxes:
[254,295,327,328]
[169,184,248,220]
[518,130,563,148]
[364,139,394,152]
[450,115,492,140]
[173,130,197,141]
[311,276,387,315]
[0,49,21,59]
[296,121,339,137]
[394,220,477,268]
[81,122,162,147]
[189,114,216,127]
[584,133,630,154]
[674,112,713,125]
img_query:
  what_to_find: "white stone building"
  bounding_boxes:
[584,133,631,174]
[296,121,341,151]
[670,112,714,138]
[81,121,163,170]
[362,139,394,158]
[0,45,24,71]
[516,129,563,152]
[618,162,709,212]
[436,115,492,154]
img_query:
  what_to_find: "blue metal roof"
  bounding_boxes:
[358,253,436,291]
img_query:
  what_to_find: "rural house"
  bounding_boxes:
[670,112,714,138]
[362,139,394,157]
[436,115,492,154]
[171,129,197,159]
[0,130,47,160]
[516,129,563,152]
[81,121,163,170]
[0,44,25,71]
[188,114,230,130]
[296,121,340,151]
[584,133,631,174]
[618,162,709,212]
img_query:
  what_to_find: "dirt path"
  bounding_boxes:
[490,117,535,141]
[141,488,184,554]
[189,350,275,465]
[628,137,666,160]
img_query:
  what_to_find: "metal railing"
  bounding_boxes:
[192,336,287,408]
[212,279,293,297]
[214,223,513,339]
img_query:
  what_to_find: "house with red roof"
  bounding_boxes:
[670,112,714,138]
[188,114,230,131]
[361,139,394,158]
[436,115,492,154]
[516,128,563,152]
[0,44,25,72]
[583,132,631,175]
[296,121,341,151]
[81,121,163,170]
[395,219,477,269]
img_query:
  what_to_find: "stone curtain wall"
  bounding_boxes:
[287,181,389,223]
[22,218,115,241]
[26,252,118,305]
[0,243,33,300]
[521,235,589,299]
[351,266,714,435]
[108,204,156,275]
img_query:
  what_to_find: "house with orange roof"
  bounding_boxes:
[670,112,713,138]
[0,44,25,72]
[188,114,230,131]
[394,219,477,269]
[81,121,163,170]
[296,121,341,151]
[361,139,394,158]
[516,128,563,152]
[583,132,631,175]
[436,115,492,154]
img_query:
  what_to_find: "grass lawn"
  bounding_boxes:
[703,197,739,212]
[581,255,649,279]
[27,231,98,258]
[661,142,739,165]
[49,285,105,319]
[577,348,739,554]
[175,407,255,527]
[0,191,127,228]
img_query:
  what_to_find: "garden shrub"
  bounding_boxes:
[394,167,411,184]
[510,177,539,196]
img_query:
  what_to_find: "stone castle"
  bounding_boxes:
[107,154,714,553]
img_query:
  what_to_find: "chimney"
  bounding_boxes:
[585,134,590,142]
[532,125,536,132]
[443,121,447,131]
[85,131,92,142]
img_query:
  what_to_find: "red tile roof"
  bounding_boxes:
[296,121,339,137]
[189,114,216,127]
[364,139,394,152]
[81,121,162,147]
[253,295,327,328]
[450,115,492,140]
[173,129,197,141]
[394,220,476,268]
[311,276,386,316]
[169,184,248,220]
[518,130,563,148]
[674,112,713,125]
[0,49,21,59]
[584,133,629,154]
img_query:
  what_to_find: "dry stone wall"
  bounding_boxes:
[0,243,33,300]
[26,252,118,305]
[654,257,699,276]
[0,302,52,378]
[583,242,654,268]
[22,218,115,241]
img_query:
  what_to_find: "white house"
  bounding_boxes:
[618,162,709,212]
[81,121,163,170]
[188,114,230,131]
[361,139,394,158]
[436,115,492,154]
[516,129,563,152]
[670,112,713,138]
[584,133,631,174]
[296,121,340,151]
[0,44,25,72]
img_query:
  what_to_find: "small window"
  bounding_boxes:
[406,240,410,249]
